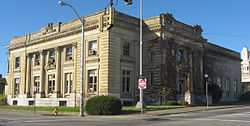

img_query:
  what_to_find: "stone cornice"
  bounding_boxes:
[8,22,101,51]
[205,42,240,60]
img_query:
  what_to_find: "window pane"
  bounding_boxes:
[88,40,97,56]
[15,57,20,68]
[126,77,130,92]
[88,70,97,93]
[66,47,73,61]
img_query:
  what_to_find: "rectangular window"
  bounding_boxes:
[65,47,73,61]
[15,57,20,68]
[14,78,20,95]
[123,43,130,56]
[65,73,73,94]
[217,77,221,88]
[88,70,97,93]
[88,40,97,56]
[150,72,154,86]
[122,70,131,93]
[48,49,55,66]
[176,49,188,64]
[233,80,237,95]
[177,79,184,94]
[34,53,40,66]
[48,74,55,94]
[34,76,40,93]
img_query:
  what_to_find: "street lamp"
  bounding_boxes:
[204,74,209,109]
[139,0,144,115]
[58,0,85,117]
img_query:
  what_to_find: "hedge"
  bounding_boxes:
[85,96,122,115]
[239,91,250,102]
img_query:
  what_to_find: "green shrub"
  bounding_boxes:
[208,84,223,104]
[85,96,122,115]
[164,100,179,106]
[239,91,250,102]
[0,94,6,105]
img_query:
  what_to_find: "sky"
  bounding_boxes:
[0,0,249,75]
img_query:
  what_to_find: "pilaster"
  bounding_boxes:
[40,50,45,97]
[25,54,31,97]
[55,47,61,97]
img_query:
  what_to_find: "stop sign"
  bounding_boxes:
[138,78,147,89]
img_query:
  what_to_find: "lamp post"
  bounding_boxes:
[204,74,209,109]
[58,0,85,117]
[139,0,144,115]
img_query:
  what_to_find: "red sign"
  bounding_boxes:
[138,78,147,89]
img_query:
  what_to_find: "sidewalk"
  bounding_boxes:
[144,105,248,116]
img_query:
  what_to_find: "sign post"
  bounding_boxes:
[138,78,147,114]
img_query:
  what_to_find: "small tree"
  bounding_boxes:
[208,84,223,104]
[0,94,6,105]
[158,87,175,105]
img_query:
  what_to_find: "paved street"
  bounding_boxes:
[1,106,250,126]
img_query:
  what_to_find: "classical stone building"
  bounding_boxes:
[241,47,250,91]
[142,13,241,104]
[5,7,241,106]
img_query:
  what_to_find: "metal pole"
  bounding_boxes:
[139,88,143,114]
[79,24,85,116]
[206,79,208,109]
[58,0,85,117]
[139,0,144,114]
[34,92,36,114]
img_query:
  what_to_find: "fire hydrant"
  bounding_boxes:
[53,107,59,116]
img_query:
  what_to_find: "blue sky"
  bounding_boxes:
[0,0,249,75]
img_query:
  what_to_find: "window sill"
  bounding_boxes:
[13,68,21,73]
[64,61,73,65]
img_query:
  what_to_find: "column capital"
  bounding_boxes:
[39,50,46,54]
[55,47,61,51]
[72,43,77,47]
[26,53,32,58]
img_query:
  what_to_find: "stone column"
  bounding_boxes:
[73,44,77,94]
[31,53,36,97]
[25,54,31,97]
[55,47,61,97]
[189,53,193,92]
[45,51,49,97]
[72,44,77,107]
[39,50,45,98]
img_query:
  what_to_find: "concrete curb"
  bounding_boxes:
[145,105,248,116]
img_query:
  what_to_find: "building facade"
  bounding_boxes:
[5,7,241,106]
[241,47,250,91]
[142,13,241,104]
[204,43,242,101]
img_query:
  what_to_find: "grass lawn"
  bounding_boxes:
[0,105,79,113]
[0,105,185,114]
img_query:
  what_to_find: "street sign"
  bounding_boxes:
[138,78,147,89]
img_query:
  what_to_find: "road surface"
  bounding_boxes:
[1,106,250,126]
